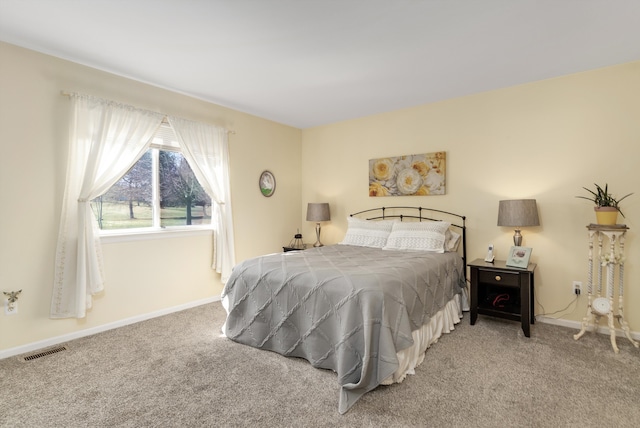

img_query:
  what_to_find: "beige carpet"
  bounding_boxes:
[1,302,639,427]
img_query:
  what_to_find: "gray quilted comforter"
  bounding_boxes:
[221,245,465,413]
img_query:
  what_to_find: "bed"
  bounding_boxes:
[221,206,467,413]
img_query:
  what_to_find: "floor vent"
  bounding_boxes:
[23,346,68,362]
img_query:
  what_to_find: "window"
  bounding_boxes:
[91,125,212,231]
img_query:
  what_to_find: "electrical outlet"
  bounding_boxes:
[4,300,18,315]
[572,281,582,295]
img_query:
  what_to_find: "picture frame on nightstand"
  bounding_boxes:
[506,246,532,268]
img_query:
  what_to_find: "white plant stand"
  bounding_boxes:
[573,224,639,353]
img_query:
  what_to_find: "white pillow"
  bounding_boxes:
[339,217,396,248]
[383,221,450,253]
[444,229,461,252]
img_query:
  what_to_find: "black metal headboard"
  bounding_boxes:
[349,206,467,280]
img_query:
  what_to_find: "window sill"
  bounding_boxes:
[99,227,214,244]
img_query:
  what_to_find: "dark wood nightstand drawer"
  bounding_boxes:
[478,270,519,287]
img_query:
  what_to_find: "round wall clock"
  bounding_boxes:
[259,170,276,197]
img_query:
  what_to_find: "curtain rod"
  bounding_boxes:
[60,91,236,134]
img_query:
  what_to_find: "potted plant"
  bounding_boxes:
[577,183,633,225]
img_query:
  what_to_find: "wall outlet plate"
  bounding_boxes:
[4,300,18,315]
[572,281,582,295]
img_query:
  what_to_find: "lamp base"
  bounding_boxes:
[313,222,323,247]
[513,229,522,246]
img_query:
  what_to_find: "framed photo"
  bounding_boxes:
[259,170,276,197]
[506,246,532,268]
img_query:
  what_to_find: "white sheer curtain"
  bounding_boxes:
[168,116,236,282]
[51,94,164,319]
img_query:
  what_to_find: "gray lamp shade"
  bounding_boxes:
[306,203,331,222]
[497,199,540,227]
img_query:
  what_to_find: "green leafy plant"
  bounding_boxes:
[576,183,633,217]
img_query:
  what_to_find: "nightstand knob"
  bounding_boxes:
[495,275,502,281]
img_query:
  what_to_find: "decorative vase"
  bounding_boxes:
[594,206,618,225]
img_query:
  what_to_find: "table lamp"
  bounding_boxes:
[306,203,330,247]
[497,199,540,246]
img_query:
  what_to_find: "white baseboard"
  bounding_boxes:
[0,296,221,360]
[536,315,640,341]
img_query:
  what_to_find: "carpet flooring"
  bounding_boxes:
[1,302,639,427]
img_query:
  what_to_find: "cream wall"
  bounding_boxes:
[0,42,301,354]
[301,61,640,333]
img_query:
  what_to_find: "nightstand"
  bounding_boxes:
[468,258,536,337]
[283,246,305,252]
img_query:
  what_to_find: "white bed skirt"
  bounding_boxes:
[382,294,463,385]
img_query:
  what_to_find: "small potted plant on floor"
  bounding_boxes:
[577,183,633,225]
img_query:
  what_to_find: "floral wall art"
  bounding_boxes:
[369,151,446,196]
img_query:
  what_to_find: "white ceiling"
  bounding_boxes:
[1,0,639,129]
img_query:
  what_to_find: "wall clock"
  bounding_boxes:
[259,170,276,197]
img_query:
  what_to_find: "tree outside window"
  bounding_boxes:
[159,151,211,227]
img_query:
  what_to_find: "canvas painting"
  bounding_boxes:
[369,151,446,197]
